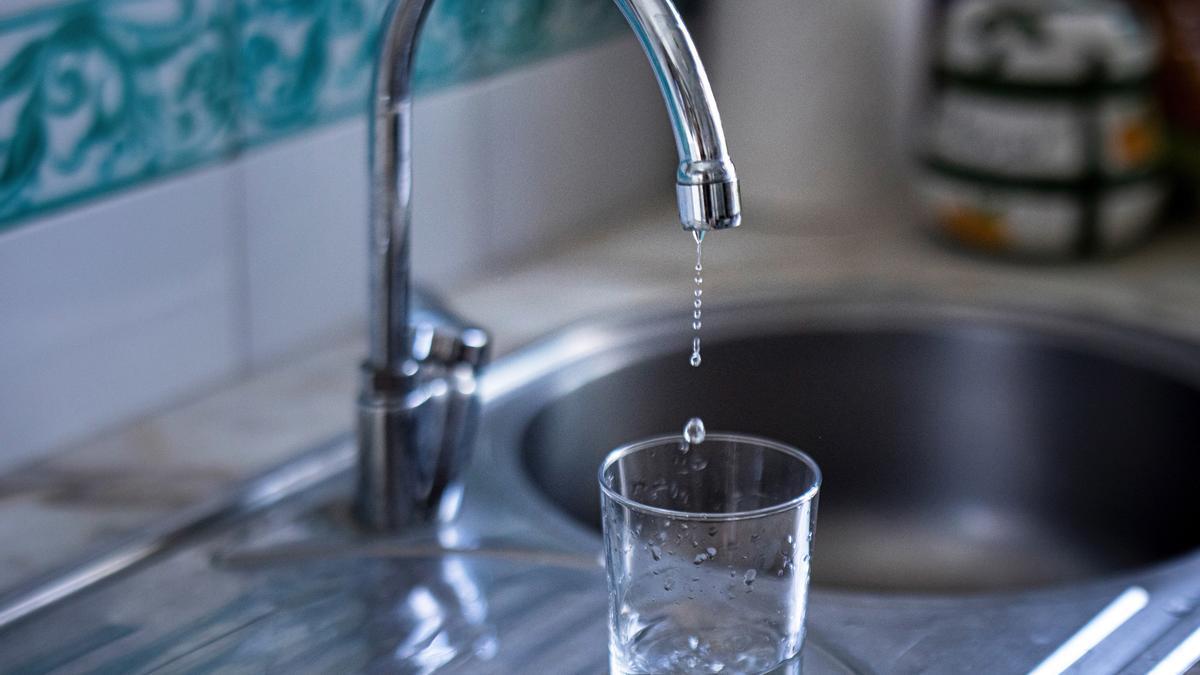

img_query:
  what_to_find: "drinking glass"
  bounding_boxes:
[599,433,821,675]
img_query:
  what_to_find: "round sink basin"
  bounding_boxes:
[517,301,1200,593]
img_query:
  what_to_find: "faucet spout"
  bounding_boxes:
[613,0,742,232]
[357,0,741,531]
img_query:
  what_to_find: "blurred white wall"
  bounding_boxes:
[700,0,925,210]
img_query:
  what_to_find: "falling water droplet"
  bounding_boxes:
[689,352,702,367]
[683,417,706,444]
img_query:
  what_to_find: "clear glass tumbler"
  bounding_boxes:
[599,433,821,675]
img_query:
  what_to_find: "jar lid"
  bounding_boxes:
[940,0,1160,85]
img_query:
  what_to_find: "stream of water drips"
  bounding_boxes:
[690,231,704,368]
[685,231,706,443]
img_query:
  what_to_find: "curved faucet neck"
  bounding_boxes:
[366,0,740,376]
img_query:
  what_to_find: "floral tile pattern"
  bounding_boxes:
[0,0,629,228]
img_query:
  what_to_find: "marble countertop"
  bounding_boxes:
[2,199,1198,598]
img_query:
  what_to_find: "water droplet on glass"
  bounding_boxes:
[744,569,757,585]
[649,544,662,561]
[664,578,674,591]
[683,417,706,444]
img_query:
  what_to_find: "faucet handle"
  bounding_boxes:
[410,323,490,370]
[356,318,491,532]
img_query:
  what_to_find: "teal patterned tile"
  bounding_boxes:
[234,0,390,142]
[0,0,632,230]
[0,0,238,223]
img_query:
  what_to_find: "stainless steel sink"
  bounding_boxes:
[6,295,1200,673]
[513,297,1200,593]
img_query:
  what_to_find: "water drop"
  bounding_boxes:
[705,547,717,556]
[744,569,757,585]
[664,578,674,591]
[688,636,700,650]
[693,553,708,565]
[707,525,718,537]
[650,544,662,561]
[693,309,702,320]
[689,352,701,367]
[683,417,706,444]
[694,289,703,297]
[692,321,702,330]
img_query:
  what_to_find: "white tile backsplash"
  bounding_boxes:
[0,166,243,470]
[238,122,373,368]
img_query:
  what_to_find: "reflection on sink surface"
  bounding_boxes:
[518,300,1200,593]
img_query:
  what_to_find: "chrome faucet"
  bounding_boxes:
[356,0,742,531]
